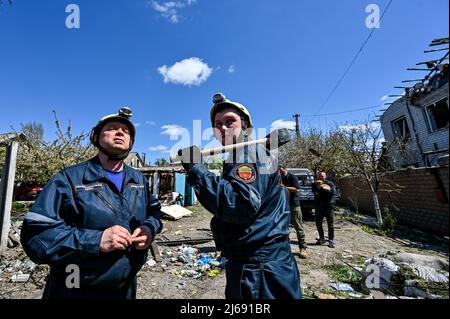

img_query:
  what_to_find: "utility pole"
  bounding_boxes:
[293,113,300,138]
[0,141,18,250]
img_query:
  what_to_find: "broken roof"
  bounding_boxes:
[0,132,27,144]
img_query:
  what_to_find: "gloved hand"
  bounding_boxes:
[178,145,202,173]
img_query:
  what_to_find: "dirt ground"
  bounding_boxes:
[1,204,448,299]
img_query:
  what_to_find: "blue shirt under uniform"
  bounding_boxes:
[105,169,124,192]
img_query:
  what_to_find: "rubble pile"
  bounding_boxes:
[361,252,448,299]
[0,221,49,298]
[146,245,226,280]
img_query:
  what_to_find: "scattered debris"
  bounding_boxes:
[342,250,353,259]
[10,273,30,283]
[152,244,226,280]
[146,258,157,268]
[392,252,449,283]
[330,283,355,293]
[160,205,193,220]
[348,292,363,298]
[156,235,214,246]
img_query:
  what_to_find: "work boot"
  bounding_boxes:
[328,240,335,248]
[315,238,326,245]
[299,248,308,259]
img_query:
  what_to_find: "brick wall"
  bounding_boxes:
[338,166,449,235]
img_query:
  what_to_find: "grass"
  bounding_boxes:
[11,201,32,213]
[185,204,206,217]
[322,264,361,284]
[361,224,390,236]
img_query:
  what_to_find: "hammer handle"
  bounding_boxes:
[170,137,268,162]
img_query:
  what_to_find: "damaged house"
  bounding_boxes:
[380,37,449,168]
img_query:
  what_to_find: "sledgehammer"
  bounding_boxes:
[169,128,291,163]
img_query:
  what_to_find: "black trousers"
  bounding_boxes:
[315,205,334,241]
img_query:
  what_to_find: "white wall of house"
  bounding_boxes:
[381,83,449,167]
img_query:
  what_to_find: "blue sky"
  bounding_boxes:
[0,0,448,164]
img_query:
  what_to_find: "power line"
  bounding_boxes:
[312,0,394,118]
[302,104,382,117]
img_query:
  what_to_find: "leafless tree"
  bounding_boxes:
[334,120,391,225]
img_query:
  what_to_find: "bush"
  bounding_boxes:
[381,206,399,235]
[361,206,398,237]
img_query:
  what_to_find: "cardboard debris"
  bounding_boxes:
[160,205,193,220]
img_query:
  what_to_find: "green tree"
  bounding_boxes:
[204,155,224,171]
[154,158,169,167]
[14,111,96,184]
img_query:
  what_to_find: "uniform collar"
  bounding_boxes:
[83,156,138,185]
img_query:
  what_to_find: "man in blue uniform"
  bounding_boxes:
[20,107,162,299]
[178,93,301,299]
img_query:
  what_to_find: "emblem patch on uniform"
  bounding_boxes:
[234,164,257,184]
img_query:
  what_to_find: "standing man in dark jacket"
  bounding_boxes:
[312,171,336,248]
[178,93,301,299]
[20,107,162,299]
[279,165,308,259]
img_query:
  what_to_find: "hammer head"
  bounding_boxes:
[265,128,291,150]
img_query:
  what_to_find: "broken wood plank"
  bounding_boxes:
[156,237,213,246]
[160,205,193,220]
[150,241,162,262]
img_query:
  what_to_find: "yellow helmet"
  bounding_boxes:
[210,93,253,129]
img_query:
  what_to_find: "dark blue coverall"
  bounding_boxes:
[20,156,162,299]
[187,144,302,299]
[312,179,336,241]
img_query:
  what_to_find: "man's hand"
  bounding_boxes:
[131,226,153,250]
[100,225,132,253]
[286,186,299,194]
[177,145,202,173]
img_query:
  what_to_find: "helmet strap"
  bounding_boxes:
[98,144,131,161]
[94,133,132,161]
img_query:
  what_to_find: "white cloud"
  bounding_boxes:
[161,124,187,138]
[150,0,197,23]
[270,119,296,131]
[134,123,142,127]
[148,145,168,152]
[228,65,235,73]
[146,120,156,126]
[158,57,213,86]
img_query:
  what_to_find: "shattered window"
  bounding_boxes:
[392,116,411,140]
[425,98,449,132]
